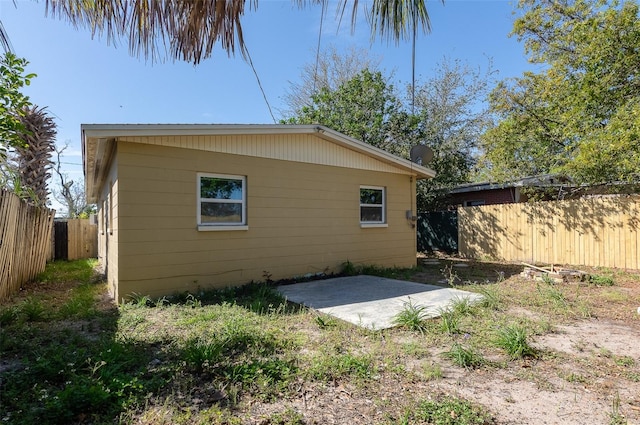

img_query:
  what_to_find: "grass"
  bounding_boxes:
[494,324,537,359]
[405,395,492,425]
[589,274,615,286]
[393,299,430,333]
[443,343,485,369]
[306,352,374,382]
[1,258,637,424]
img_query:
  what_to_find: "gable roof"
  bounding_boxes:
[82,124,436,202]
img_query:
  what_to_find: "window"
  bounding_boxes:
[360,186,386,226]
[464,200,485,207]
[103,198,108,235]
[198,173,247,230]
[108,180,113,235]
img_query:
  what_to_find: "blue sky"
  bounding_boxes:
[1,0,535,212]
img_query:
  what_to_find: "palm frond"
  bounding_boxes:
[0,20,14,54]
[45,0,258,64]
[368,0,435,42]
[45,0,439,64]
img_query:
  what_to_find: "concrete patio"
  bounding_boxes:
[276,275,483,330]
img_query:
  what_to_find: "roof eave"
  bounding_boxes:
[82,124,437,201]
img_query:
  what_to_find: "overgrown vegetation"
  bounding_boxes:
[0,258,638,424]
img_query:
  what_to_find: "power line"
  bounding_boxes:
[244,43,276,123]
[313,0,327,94]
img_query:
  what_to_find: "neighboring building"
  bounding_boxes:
[83,124,436,302]
[448,175,570,207]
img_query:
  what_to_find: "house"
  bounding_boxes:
[447,175,570,207]
[82,124,436,302]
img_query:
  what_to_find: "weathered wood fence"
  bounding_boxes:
[0,189,55,300]
[52,219,98,261]
[458,195,640,269]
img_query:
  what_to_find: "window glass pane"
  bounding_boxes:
[360,188,382,205]
[201,177,243,200]
[361,206,383,222]
[201,202,243,223]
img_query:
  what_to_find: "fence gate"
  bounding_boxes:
[417,211,458,253]
[54,221,69,260]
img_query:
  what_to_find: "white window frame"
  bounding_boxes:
[197,173,248,231]
[360,185,387,228]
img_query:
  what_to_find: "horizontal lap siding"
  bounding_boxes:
[97,154,120,300]
[116,141,416,299]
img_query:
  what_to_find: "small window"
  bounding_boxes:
[109,180,114,235]
[198,173,247,229]
[360,186,386,224]
[103,198,109,235]
[464,200,485,207]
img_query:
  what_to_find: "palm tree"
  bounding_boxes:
[14,105,56,206]
[44,0,438,64]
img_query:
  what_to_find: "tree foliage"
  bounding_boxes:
[480,0,640,184]
[0,53,35,157]
[285,69,407,154]
[411,59,494,210]
[281,45,381,117]
[285,57,493,211]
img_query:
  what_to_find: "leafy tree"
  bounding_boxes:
[285,58,493,211]
[285,68,407,155]
[44,0,437,64]
[411,58,494,210]
[480,0,640,185]
[0,53,35,158]
[281,44,381,117]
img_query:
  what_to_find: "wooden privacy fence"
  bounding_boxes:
[52,219,98,260]
[0,189,55,300]
[459,195,640,270]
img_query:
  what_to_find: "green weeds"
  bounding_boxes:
[444,343,485,369]
[399,395,492,425]
[589,274,615,286]
[393,299,430,333]
[494,324,537,359]
[307,352,374,382]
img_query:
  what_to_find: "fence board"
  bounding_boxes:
[50,219,98,261]
[0,189,54,301]
[67,219,98,260]
[458,195,640,270]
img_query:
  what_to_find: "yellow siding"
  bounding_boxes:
[96,154,120,300]
[113,140,418,300]
[119,134,412,177]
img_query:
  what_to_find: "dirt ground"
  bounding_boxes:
[246,257,640,425]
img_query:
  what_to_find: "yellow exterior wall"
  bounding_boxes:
[110,138,419,301]
[118,133,414,177]
[96,154,120,301]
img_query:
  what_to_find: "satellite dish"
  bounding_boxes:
[410,145,433,165]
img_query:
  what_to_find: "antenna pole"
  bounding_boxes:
[411,7,417,115]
